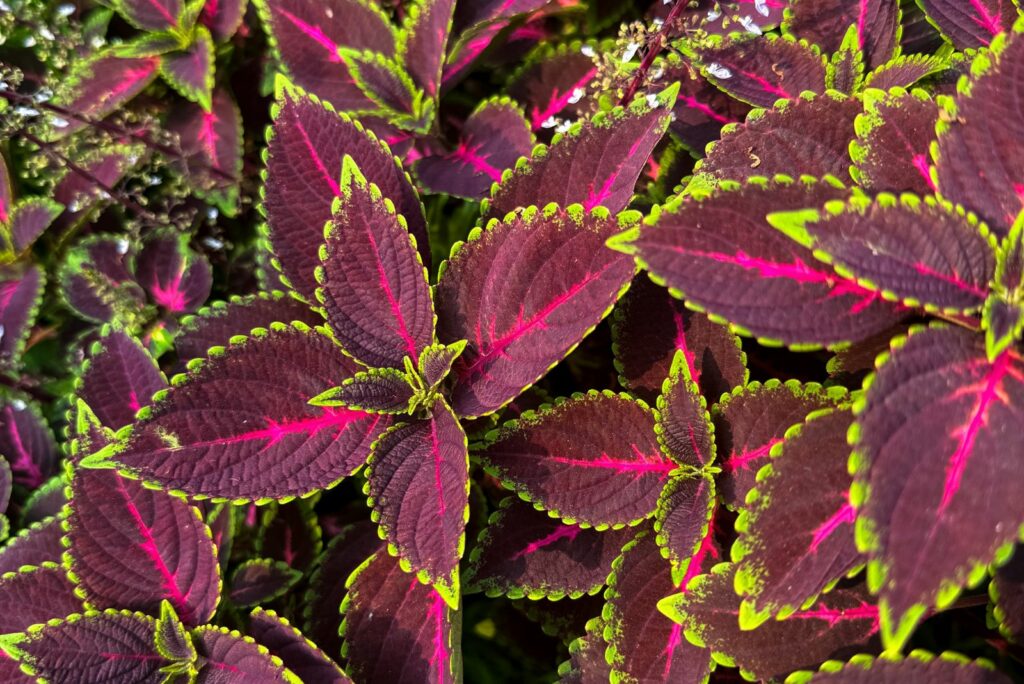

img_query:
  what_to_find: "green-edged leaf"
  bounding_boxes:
[159,26,215,110]
[850,87,940,194]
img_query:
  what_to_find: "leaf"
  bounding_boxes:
[695,91,861,183]
[340,548,457,684]
[160,26,215,110]
[414,97,534,200]
[201,0,247,41]
[155,600,196,664]
[365,399,468,606]
[400,0,456,99]
[134,229,212,315]
[52,146,144,235]
[262,85,428,301]
[772,193,996,313]
[53,53,160,137]
[506,40,601,131]
[986,226,1024,357]
[556,617,612,684]
[0,563,83,634]
[734,409,863,623]
[612,276,746,407]
[257,498,322,571]
[229,558,303,606]
[116,0,187,31]
[436,206,636,417]
[991,545,1024,642]
[1,397,59,489]
[864,53,949,89]
[0,263,43,372]
[418,341,466,390]
[249,608,351,683]
[0,515,65,575]
[659,565,879,681]
[850,325,1024,649]
[76,327,167,431]
[0,458,9,514]
[465,497,633,599]
[83,325,389,501]
[254,0,396,111]
[691,34,827,108]
[787,651,1013,683]
[59,234,146,325]
[311,368,416,414]
[918,0,1020,48]
[0,155,13,233]
[8,199,63,256]
[316,156,434,369]
[615,175,906,348]
[344,51,424,122]
[20,476,67,526]
[602,530,715,684]
[934,26,1024,235]
[0,610,172,683]
[479,390,673,527]
[656,355,716,468]
[713,380,849,509]
[191,626,298,681]
[849,87,939,194]
[783,0,900,69]
[655,474,717,583]
[482,85,678,219]
[827,27,867,94]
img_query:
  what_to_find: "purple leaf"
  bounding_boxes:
[934,27,1024,235]
[84,325,389,501]
[557,617,612,684]
[436,206,636,417]
[864,54,949,90]
[249,608,351,683]
[400,0,456,99]
[77,327,166,431]
[192,626,296,681]
[655,474,716,580]
[134,230,213,315]
[465,497,634,598]
[155,600,196,663]
[344,51,423,121]
[783,0,900,69]
[790,652,1014,683]
[850,88,940,194]
[483,85,677,218]
[365,399,468,606]
[175,291,320,366]
[773,193,996,313]
[0,610,171,683]
[0,563,83,634]
[603,530,715,684]
[828,325,911,379]
[257,499,322,571]
[255,0,395,111]
[414,97,534,200]
[918,0,1020,48]
[167,87,243,213]
[8,199,63,255]
[316,156,434,369]
[263,86,428,301]
[229,558,303,606]
[695,92,861,183]
[20,476,67,526]
[0,515,65,574]
[506,41,600,131]
[479,391,673,527]
[713,380,849,509]
[54,53,159,137]
[0,397,59,489]
[311,368,416,414]
[734,409,863,622]
[656,355,716,468]
[616,175,906,348]
[117,0,186,32]
[340,548,457,684]
[52,146,144,235]
[992,546,1024,642]
[160,27,215,111]
[692,34,827,108]
[851,325,1024,648]
[827,28,867,94]
[659,565,879,681]
[201,0,247,41]
[0,458,9,514]
[612,276,746,406]
[60,234,146,325]
[0,263,42,371]
[418,341,466,390]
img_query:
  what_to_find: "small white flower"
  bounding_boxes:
[739,15,762,35]
[707,63,732,79]
[581,45,595,57]
[57,3,76,16]
[12,398,26,411]
[755,0,770,17]
[622,42,640,62]
[541,116,558,129]
[568,88,585,104]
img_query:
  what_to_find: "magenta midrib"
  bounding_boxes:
[672,308,701,387]
[0,195,9,224]
[144,0,177,27]
[550,444,675,474]
[112,476,193,622]
[968,0,1003,36]
[856,0,869,49]
[150,264,187,312]
[430,417,447,516]
[360,215,421,363]
[510,525,580,560]
[677,94,736,125]
[199,110,220,169]
[276,7,343,62]
[292,117,341,196]
[530,67,598,130]
[911,261,988,299]
[451,143,503,182]
[5,410,41,485]
[724,438,781,472]
[789,600,879,627]
[104,62,158,104]
[428,589,450,683]
[582,112,663,211]
[808,500,855,552]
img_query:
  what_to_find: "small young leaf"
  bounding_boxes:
[400,0,457,99]
[191,626,298,681]
[249,608,351,683]
[864,53,949,90]
[418,341,466,390]
[7,199,63,256]
[784,0,900,69]
[229,558,303,607]
[134,229,212,315]
[53,53,160,137]
[60,235,146,325]
[0,263,43,372]
[1,397,59,489]
[918,0,1020,48]
[850,88,939,194]
[155,600,196,664]
[160,26,215,110]
[557,617,612,684]
[657,355,716,468]
[311,368,416,414]
[344,51,424,122]
[77,327,166,431]
[0,563,83,634]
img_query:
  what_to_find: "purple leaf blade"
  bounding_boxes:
[851,325,1024,650]
[436,206,636,418]
[789,652,1013,683]
[52,53,159,138]
[159,27,215,111]
[228,558,302,607]
[8,198,63,256]
[117,0,185,32]
[81,325,389,501]
[59,234,146,326]
[134,229,212,316]
[0,563,83,635]
[479,390,673,528]
[918,0,1020,48]
[784,0,900,69]
[249,608,351,683]
[0,263,43,373]
[201,0,247,41]
[192,626,298,682]
[864,54,949,90]
[506,40,601,132]
[557,617,612,684]
[850,87,940,194]
[400,0,457,99]
[77,327,167,431]
[0,515,66,574]
[655,474,716,581]
[1,397,59,490]
[365,399,468,607]
[316,156,434,369]
[656,352,716,468]
[311,368,416,414]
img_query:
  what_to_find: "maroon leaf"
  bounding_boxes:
[344,51,423,121]
[851,325,1024,648]
[436,206,636,417]
[134,230,213,315]
[192,626,296,681]
[84,325,389,501]
[249,608,351,683]
[160,27,215,110]
[202,0,247,41]
[0,515,65,575]
[557,617,612,684]
[365,399,468,605]
[229,558,302,606]
[466,497,634,598]
[263,86,428,301]
[656,356,716,468]
[414,97,534,200]
[864,54,949,90]
[258,498,322,572]
[401,0,456,99]
[659,566,879,681]
[713,380,849,509]
[692,34,827,108]
[418,341,466,390]
[0,563,83,634]
[0,458,9,514]
[918,0,1020,48]
[256,0,396,111]
[60,234,146,325]
[789,652,1014,683]
[784,0,900,69]
[0,263,42,371]
[77,328,166,431]
[341,549,457,684]
[20,476,67,526]
[0,397,59,489]
[695,92,861,183]
[934,27,1024,235]
[316,156,434,369]
[54,54,159,137]
[52,146,144,235]
[117,0,186,31]
[8,199,63,255]
[612,276,746,406]
[616,176,906,348]
[992,546,1024,642]
[734,409,863,622]
[483,85,677,218]
[654,474,716,582]
[850,87,940,194]
[479,391,673,527]
[312,368,416,414]
[506,41,601,131]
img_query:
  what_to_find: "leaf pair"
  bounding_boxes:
[0,156,62,264]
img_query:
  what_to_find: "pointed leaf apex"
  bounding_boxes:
[78,444,121,470]
[308,386,346,407]
[668,348,698,385]
[606,227,640,255]
[0,631,26,659]
[737,599,772,630]
[273,73,298,101]
[656,592,685,624]
[765,209,819,247]
[340,154,369,193]
[653,80,681,108]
